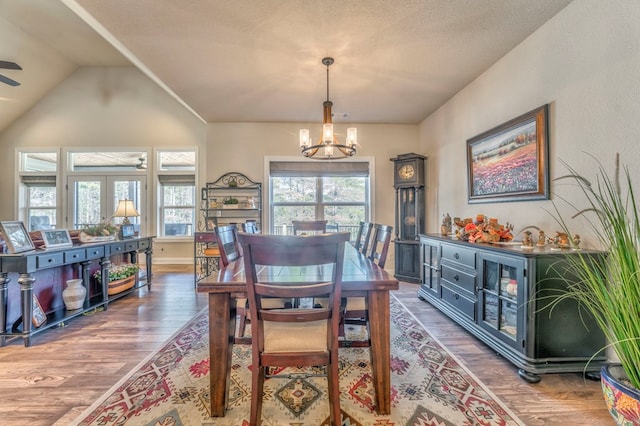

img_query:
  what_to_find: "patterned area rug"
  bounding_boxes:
[71,295,524,425]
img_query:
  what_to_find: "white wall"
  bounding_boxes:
[418,0,640,249]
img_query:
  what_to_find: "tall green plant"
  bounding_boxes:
[551,153,640,389]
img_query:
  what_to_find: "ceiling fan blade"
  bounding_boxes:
[0,73,20,86]
[0,61,22,70]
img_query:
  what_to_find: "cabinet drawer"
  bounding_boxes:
[442,244,475,268]
[441,264,475,295]
[138,239,150,250]
[441,285,475,321]
[64,249,86,263]
[109,242,126,255]
[195,233,216,243]
[85,246,105,260]
[36,252,64,269]
[125,241,138,252]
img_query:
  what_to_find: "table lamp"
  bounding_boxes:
[113,199,140,225]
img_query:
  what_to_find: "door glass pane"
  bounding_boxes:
[113,180,141,225]
[75,180,102,228]
[500,300,517,338]
[484,293,499,328]
[484,260,499,292]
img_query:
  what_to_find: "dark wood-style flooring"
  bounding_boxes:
[0,265,611,425]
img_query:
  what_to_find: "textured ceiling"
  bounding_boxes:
[0,0,573,130]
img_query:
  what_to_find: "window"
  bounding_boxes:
[269,161,370,239]
[159,176,196,237]
[23,176,57,231]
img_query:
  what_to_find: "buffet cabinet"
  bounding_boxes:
[0,236,153,347]
[418,234,606,382]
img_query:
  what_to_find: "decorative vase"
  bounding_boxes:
[62,279,86,310]
[601,364,640,425]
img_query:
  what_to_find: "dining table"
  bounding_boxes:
[196,242,399,417]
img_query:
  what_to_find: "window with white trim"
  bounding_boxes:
[159,175,196,237]
[269,161,370,239]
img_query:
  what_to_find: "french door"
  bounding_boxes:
[67,175,146,233]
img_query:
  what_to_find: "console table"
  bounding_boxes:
[0,236,153,347]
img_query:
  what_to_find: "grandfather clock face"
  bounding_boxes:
[394,158,423,187]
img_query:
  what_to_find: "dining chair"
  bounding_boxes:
[238,232,349,426]
[214,224,242,267]
[342,223,393,346]
[242,220,259,234]
[353,221,373,254]
[292,219,328,235]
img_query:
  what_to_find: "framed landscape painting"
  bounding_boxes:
[467,104,550,203]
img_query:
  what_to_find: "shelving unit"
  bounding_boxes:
[200,172,262,230]
[194,172,261,283]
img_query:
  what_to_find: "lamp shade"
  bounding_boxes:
[113,200,140,222]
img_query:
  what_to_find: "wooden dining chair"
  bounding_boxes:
[292,219,328,235]
[242,220,259,234]
[213,224,250,338]
[342,223,393,346]
[353,221,373,254]
[238,232,349,426]
[214,224,242,267]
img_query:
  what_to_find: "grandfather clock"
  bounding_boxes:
[391,153,426,283]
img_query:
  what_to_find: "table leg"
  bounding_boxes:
[18,273,36,347]
[0,273,9,347]
[208,292,236,417]
[368,290,391,415]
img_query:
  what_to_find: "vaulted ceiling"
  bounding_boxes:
[0,0,573,134]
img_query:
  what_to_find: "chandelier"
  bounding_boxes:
[299,57,358,160]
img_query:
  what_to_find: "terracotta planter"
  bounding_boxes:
[601,364,640,424]
[107,275,136,295]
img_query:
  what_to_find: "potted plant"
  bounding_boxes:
[551,153,640,424]
[93,263,139,295]
[222,197,239,209]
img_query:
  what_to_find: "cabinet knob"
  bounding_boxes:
[454,274,459,281]
[454,253,460,259]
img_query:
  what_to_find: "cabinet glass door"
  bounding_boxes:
[478,254,524,348]
[421,241,440,295]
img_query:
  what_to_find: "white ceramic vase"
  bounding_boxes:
[62,279,86,310]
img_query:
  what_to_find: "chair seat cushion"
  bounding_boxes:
[264,319,327,352]
[346,297,366,311]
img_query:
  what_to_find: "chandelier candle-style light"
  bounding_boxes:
[300,57,358,160]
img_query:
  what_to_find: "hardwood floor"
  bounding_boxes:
[0,266,610,425]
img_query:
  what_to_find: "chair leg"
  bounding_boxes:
[250,363,265,426]
[327,353,341,426]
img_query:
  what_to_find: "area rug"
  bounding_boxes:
[70,295,524,425]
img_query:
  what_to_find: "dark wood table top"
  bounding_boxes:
[196,244,399,294]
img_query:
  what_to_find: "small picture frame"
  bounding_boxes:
[32,294,47,328]
[41,229,73,248]
[206,218,216,231]
[120,224,135,239]
[0,221,35,253]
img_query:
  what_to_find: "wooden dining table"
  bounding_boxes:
[196,243,399,417]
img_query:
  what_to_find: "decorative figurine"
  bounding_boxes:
[572,234,581,250]
[537,230,546,246]
[441,213,452,236]
[521,230,534,249]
